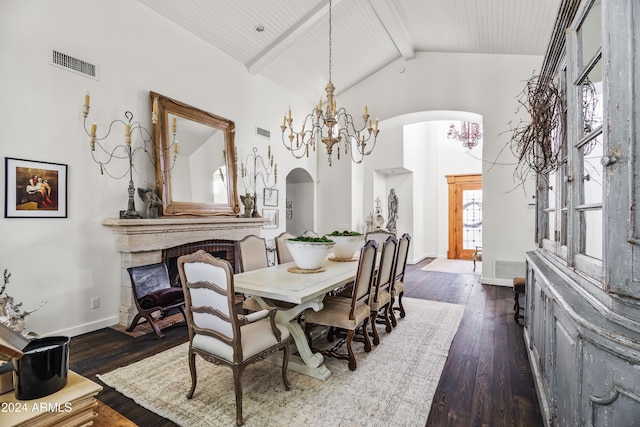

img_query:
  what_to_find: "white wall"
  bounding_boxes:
[0,0,311,336]
[327,52,540,284]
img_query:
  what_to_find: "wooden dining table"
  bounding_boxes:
[233,258,359,380]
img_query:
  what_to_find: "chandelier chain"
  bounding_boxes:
[328,0,332,83]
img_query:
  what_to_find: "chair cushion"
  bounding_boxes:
[304,296,370,330]
[139,287,184,309]
[369,289,391,310]
[391,280,404,297]
[192,318,290,363]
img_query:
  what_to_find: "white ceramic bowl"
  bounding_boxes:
[286,239,334,270]
[327,235,365,259]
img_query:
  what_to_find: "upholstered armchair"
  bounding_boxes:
[177,250,292,426]
[126,262,186,339]
[303,239,378,371]
[369,234,398,345]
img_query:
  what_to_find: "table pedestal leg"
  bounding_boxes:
[255,296,332,380]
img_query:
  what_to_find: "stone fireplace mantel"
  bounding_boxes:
[102,216,267,326]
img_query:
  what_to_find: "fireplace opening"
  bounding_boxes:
[162,240,237,285]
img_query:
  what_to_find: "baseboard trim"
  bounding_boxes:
[480,277,512,287]
[47,316,119,337]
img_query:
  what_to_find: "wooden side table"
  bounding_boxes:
[0,371,102,426]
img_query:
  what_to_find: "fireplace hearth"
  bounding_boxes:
[102,216,266,326]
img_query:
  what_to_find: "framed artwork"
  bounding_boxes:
[5,157,68,218]
[286,209,293,220]
[263,188,278,206]
[286,200,292,209]
[262,208,279,229]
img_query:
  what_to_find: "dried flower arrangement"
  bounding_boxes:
[0,269,46,333]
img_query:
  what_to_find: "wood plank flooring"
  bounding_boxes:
[69,258,543,426]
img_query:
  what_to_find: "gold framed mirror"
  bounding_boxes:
[151,91,239,216]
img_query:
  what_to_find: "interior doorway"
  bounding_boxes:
[446,174,482,260]
[285,168,314,235]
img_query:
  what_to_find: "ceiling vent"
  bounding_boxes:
[256,126,271,139]
[49,50,99,80]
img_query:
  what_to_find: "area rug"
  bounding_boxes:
[98,298,464,426]
[421,258,481,275]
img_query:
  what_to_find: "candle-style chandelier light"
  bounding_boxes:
[447,121,483,149]
[280,0,379,166]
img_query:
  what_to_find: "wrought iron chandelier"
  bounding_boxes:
[280,0,379,166]
[447,121,483,149]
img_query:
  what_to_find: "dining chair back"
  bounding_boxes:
[365,230,396,251]
[237,235,269,272]
[275,232,294,264]
[177,250,291,426]
[369,234,398,345]
[303,239,378,371]
[391,233,411,323]
[126,262,186,339]
[301,230,318,237]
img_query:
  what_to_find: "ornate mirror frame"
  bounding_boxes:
[150,91,239,216]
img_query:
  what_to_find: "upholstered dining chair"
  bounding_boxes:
[390,233,411,326]
[274,232,294,264]
[365,230,396,251]
[126,262,186,339]
[369,234,398,345]
[301,230,318,237]
[177,250,291,426]
[237,235,269,273]
[303,239,378,371]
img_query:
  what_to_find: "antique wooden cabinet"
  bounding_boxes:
[526,0,640,425]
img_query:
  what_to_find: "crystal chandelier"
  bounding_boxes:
[280,0,379,166]
[447,121,483,149]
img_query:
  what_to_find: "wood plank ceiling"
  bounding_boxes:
[137,0,561,103]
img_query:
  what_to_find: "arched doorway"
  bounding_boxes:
[285,168,314,235]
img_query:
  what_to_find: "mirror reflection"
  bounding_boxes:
[151,91,239,216]
[169,114,229,204]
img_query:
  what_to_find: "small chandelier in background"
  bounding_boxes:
[280,0,379,166]
[447,121,483,149]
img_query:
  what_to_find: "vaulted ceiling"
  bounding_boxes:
[137,0,561,103]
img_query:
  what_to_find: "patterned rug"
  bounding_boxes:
[421,258,481,275]
[98,298,464,426]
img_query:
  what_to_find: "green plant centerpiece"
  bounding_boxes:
[286,235,335,270]
[326,230,365,260]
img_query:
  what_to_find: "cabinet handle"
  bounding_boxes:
[601,155,617,166]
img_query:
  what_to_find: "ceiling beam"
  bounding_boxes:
[368,0,415,60]
[247,0,347,75]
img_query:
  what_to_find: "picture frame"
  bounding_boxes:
[262,208,279,229]
[286,209,293,220]
[286,200,292,209]
[263,188,278,206]
[5,157,68,218]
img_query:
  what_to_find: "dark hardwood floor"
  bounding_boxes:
[69,258,542,426]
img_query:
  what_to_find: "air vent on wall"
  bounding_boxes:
[256,126,271,139]
[49,50,99,80]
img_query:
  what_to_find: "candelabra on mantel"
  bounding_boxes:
[82,94,178,219]
[240,146,277,218]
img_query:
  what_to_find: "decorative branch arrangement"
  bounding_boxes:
[0,269,46,333]
[508,73,563,183]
